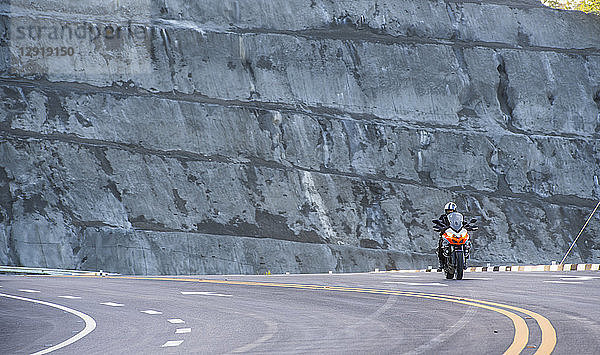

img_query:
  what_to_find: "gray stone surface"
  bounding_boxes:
[0,0,599,274]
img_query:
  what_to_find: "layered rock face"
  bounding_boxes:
[0,0,599,274]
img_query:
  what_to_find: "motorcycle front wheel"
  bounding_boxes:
[456,254,464,280]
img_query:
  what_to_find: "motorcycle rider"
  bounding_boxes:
[436,202,457,272]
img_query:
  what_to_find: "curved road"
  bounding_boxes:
[1,271,599,354]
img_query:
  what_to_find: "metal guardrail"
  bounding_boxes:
[0,266,120,276]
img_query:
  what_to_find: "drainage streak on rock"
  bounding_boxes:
[0,0,599,274]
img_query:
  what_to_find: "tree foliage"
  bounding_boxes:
[542,0,600,14]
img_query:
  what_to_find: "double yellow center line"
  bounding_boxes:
[59,275,557,354]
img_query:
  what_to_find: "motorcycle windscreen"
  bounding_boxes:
[447,212,464,232]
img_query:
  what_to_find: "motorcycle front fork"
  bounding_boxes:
[443,246,470,269]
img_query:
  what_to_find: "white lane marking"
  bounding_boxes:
[544,275,600,284]
[231,318,278,353]
[161,340,184,347]
[180,291,232,297]
[345,293,398,333]
[175,328,192,334]
[463,277,491,280]
[407,298,479,354]
[547,275,600,279]
[100,302,124,307]
[168,318,185,324]
[19,289,40,293]
[558,276,600,281]
[141,310,162,315]
[58,296,81,299]
[388,275,421,278]
[384,281,448,287]
[0,292,96,355]
[544,281,583,284]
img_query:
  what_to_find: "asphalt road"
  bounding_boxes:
[0,271,599,354]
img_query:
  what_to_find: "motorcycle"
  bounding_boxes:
[432,212,478,280]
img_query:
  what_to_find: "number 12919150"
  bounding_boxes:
[18,47,75,57]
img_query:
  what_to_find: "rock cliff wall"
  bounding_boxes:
[1,0,599,274]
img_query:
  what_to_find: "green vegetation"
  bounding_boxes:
[541,0,600,14]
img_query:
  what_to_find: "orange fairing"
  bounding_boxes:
[443,229,469,245]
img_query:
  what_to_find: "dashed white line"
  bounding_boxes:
[141,310,162,315]
[161,340,184,347]
[383,281,448,287]
[180,291,233,297]
[0,292,96,355]
[58,296,82,299]
[231,318,278,353]
[544,281,583,284]
[100,302,124,307]
[168,318,185,324]
[175,328,192,334]
[19,289,40,293]
[558,276,600,281]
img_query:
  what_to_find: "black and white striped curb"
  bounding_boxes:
[375,263,600,273]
